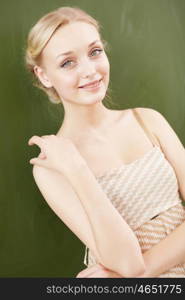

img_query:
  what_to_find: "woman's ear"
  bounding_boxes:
[33,65,53,88]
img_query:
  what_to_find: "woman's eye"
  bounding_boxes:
[91,49,103,56]
[60,60,74,68]
[60,49,103,68]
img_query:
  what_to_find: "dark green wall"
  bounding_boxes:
[0,0,185,277]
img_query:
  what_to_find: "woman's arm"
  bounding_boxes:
[135,107,185,277]
[67,164,146,278]
[139,219,185,277]
[76,216,185,277]
[33,163,145,278]
[77,218,185,278]
[32,165,103,264]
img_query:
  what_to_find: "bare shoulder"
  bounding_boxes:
[116,107,161,122]
[32,164,52,177]
[32,165,70,198]
[117,106,164,131]
[32,164,43,176]
[32,164,69,190]
[132,107,168,135]
[32,164,57,181]
[133,107,185,157]
[133,107,163,122]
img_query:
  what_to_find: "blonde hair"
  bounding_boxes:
[25,6,113,105]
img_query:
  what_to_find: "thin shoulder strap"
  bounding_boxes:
[132,108,160,147]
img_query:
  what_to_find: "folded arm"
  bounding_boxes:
[138,218,185,277]
[67,163,146,277]
[32,163,145,278]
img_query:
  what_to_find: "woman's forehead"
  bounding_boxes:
[43,22,100,57]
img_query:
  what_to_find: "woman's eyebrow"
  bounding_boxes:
[56,39,101,59]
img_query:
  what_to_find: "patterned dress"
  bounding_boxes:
[83,108,185,277]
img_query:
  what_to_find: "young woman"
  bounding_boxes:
[26,6,185,277]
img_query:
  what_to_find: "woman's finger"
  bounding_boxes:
[85,268,122,278]
[76,263,105,278]
[77,267,121,278]
[86,270,110,278]
[29,157,47,167]
[38,152,46,159]
[41,135,51,139]
[28,136,44,147]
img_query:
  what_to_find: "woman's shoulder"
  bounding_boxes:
[117,107,168,143]
[131,106,162,117]
[116,106,161,116]
[117,106,163,126]
[132,107,175,146]
[130,107,166,128]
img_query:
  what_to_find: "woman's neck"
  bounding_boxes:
[57,103,114,141]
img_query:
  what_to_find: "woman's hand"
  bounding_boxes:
[28,134,87,176]
[76,263,123,278]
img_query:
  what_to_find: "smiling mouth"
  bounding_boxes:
[79,78,102,89]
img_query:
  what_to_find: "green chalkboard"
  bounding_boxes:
[0,0,185,277]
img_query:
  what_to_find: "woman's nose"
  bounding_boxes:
[78,59,96,78]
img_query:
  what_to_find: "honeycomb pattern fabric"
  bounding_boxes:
[135,202,185,277]
[83,109,185,277]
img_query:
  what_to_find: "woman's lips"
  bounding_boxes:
[79,79,102,90]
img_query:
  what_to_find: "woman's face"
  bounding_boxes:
[35,21,110,106]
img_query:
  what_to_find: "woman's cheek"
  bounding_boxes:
[58,75,74,90]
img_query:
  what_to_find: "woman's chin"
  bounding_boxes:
[81,91,106,105]
[83,96,105,105]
